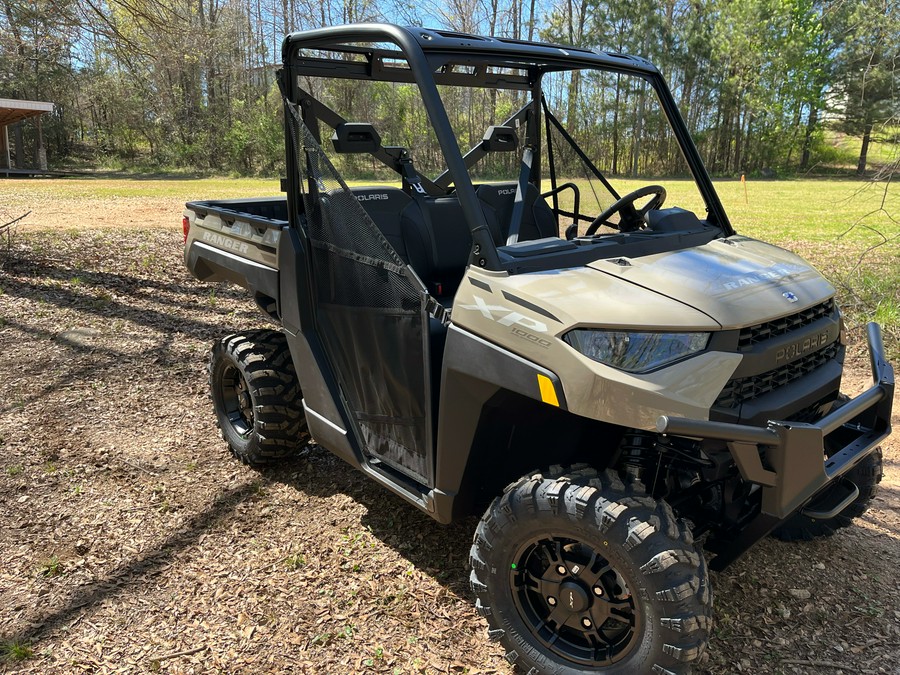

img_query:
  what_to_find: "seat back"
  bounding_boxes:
[402,196,476,299]
[476,182,558,245]
[352,184,554,301]
[348,187,474,300]
[347,187,415,262]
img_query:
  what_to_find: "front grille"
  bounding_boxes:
[737,299,835,351]
[787,395,838,423]
[715,341,841,408]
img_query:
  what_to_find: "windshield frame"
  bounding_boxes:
[281,23,734,271]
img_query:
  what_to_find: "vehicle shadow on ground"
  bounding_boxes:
[254,442,900,614]
[0,252,265,416]
[0,482,260,647]
[0,254,260,336]
[262,446,479,605]
[4,250,251,303]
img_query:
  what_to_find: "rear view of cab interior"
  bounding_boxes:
[275,26,748,495]
[288,28,723,318]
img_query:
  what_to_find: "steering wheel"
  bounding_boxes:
[584,185,667,235]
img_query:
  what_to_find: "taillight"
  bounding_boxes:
[182,216,190,242]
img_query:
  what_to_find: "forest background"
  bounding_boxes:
[0,0,897,177]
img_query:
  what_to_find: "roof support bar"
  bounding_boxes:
[433,101,532,190]
[296,86,442,196]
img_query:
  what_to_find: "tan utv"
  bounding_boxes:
[182,23,894,674]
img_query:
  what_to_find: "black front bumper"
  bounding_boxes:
[657,323,894,570]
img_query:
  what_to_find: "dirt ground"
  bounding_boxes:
[0,193,898,674]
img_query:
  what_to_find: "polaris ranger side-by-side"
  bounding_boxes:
[183,24,893,673]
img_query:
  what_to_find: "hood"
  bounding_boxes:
[585,236,835,329]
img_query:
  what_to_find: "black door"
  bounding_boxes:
[291,115,434,486]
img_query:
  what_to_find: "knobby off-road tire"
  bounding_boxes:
[208,330,309,466]
[470,465,712,674]
[773,395,884,542]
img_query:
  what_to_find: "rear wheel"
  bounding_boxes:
[208,330,309,466]
[773,395,883,541]
[470,465,712,674]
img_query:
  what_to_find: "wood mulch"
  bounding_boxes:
[0,223,898,674]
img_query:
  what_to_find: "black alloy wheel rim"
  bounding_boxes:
[510,535,640,667]
[220,364,254,436]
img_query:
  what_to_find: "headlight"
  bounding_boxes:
[564,329,709,373]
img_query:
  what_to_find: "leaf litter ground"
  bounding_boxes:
[0,210,898,674]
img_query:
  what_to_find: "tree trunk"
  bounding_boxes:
[743,110,754,171]
[799,104,817,170]
[612,73,621,174]
[710,87,723,172]
[631,33,650,177]
[631,94,643,177]
[856,120,872,176]
[564,0,587,132]
[527,0,536,40]
[2,0,26,93]
[681,72,694,130]
[564,0,577,126]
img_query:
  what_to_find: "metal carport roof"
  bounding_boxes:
[0,98,54,126]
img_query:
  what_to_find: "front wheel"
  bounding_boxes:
[470,465,712,674]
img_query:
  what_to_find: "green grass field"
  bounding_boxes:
[12,174,896,243]
[538,176,899,245]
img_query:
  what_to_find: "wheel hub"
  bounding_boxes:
[220,364,254,435]
[238,388,252,416]
[559,581,590,613]
[510,536,639,667]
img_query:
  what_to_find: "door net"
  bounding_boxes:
[286,102,431,485]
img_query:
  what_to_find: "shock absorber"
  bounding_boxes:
[619,430,707,496]
[618,430,659,485]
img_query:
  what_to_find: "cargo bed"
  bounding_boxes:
[183,197,288,316]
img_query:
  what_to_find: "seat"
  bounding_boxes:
[476,182,558,245]
[402,195,480,301]
[347,186,417,262]
[347,186,475,302]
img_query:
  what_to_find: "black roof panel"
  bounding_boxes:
[282,23,658,76]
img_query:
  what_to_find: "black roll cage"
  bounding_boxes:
[279,23,734,272]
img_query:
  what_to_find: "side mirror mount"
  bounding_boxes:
[481,125,519,152]
[332,122,382,154]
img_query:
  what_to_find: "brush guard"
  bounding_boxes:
[657,323,893,569]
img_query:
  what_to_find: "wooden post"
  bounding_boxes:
[0,125,9,170]
[35,116,46,170]
[13,122,24,169]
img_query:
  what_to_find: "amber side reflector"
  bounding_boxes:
[537,374,559,407]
